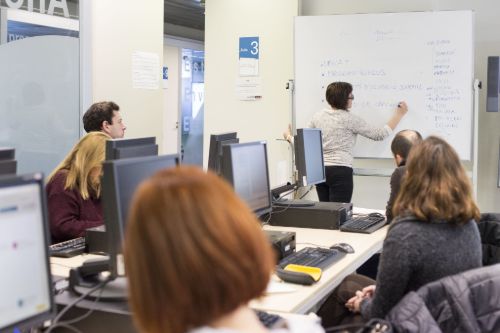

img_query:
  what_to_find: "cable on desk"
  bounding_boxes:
[45,322,83,333]
[277,187,297,200]
[298,185,314,199]
[296,242,330,249]
[45,276,112,333]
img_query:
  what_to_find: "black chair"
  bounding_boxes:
[477,213,500,265]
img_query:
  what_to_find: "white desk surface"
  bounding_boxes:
[253,207,387,314]
[50,253,105,277]
[50,208,387,316]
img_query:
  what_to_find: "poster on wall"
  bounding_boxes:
[132,51,160,90]
[239,36,259,76]
[163,66,169,89]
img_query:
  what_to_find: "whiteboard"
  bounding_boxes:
[294,11,474,160]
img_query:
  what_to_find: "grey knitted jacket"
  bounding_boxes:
[360,216,482,319]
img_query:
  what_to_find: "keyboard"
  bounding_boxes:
[340,215,386,234]
[49,237,86,258]
[254,310,284,328]
[278,247,345,270]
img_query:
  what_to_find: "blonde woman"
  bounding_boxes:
[46,131,110,243]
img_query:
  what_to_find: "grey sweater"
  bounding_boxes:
[360,216,482,319]
[308,108,391,167]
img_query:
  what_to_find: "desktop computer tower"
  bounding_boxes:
[269,202,352,230]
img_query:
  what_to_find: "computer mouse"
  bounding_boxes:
[368,212,385,219]
[330,243,355,254]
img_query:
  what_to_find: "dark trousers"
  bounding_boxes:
[316,166,353,203]
[356,254,380,280]
[317,274,375,330]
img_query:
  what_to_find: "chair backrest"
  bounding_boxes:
[478,213,500,265]
[387,264,500,333]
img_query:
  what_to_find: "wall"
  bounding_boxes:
[300,0,500,212]
[204,0,298,187]
[163,43,180,154]
[85,0,164,151]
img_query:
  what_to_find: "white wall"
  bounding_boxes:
[299,0,500,212]
[204,0,299,187]
[163,44,180,154]
[85,0,164,151]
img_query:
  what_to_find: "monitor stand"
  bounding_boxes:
[68,257,127,302]
[272,199,316,207]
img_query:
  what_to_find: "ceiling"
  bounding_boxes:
[164,0,205,38]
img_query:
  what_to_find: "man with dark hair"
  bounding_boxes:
[82,101,126,139]
[386,129,423,222]
[357,129,423,279]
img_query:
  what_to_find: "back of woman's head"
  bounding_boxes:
[393,136,479,224]
[47,131,110,199]
[325,81,352,110]
[124,166,275,333]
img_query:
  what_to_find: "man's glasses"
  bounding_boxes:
[348,95,354,100]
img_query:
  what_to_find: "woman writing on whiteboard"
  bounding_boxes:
[285,81,408,203]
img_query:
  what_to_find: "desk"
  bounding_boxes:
[50,254,135,333]
[252,224,387,314]
[49,209,387,331]
[51,253,105,277]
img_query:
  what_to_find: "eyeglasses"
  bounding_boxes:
[348,95,354,100]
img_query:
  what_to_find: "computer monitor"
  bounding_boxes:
[102,154,180,279]
[207,132,239,174]
[0,173,55,332]
[221,141,272,217]
[105,137,158,160]
[0,148,17,176]
[0,147,15,160]
[294,128,325,187]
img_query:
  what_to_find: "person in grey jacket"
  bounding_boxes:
[317,136,482,328]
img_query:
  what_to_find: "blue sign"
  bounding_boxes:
[239,37,259,59]
[7,20,79,42]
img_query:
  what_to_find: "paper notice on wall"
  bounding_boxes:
[132,51,159,90]
[236,77,262,101]
[239,58,259,76]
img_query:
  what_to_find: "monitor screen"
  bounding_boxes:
[221,141,272,217]
[207,132,238,174]
[105,137,158,160]
[294,128,325,187]
[102,154,179,278]
[0,173,55,332]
